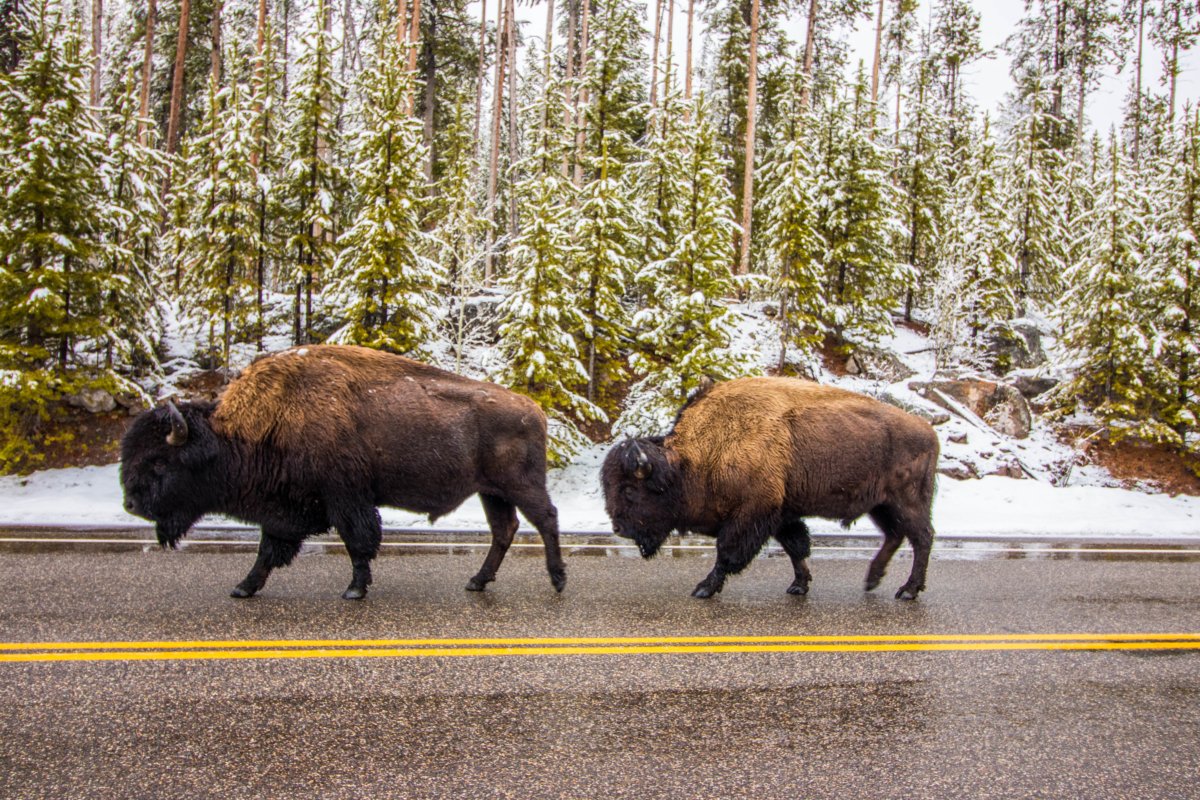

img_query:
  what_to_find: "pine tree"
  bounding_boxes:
[1056,132,1163,439]
[329,27,439,357]
[247,14,284,352]
[617,94,755,436]
[494,66,600,463]
[279,0,345,345]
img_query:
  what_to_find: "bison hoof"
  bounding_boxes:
[465,578,487,592]
[691,586,716,599]
[896,587,919,600]
[787,582,809,596]
[230,585,256,599]
[550,570,567,593]
[864,578,881,592]
[342,586,367,600]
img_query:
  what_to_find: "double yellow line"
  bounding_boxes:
[2,633,1199,663]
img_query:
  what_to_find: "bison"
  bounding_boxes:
[601,376,939,600]
[120,345,566,599]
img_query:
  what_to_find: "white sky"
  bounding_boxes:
[490,0,1200,137]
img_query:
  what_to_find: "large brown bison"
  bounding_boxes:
[602,376,939,599]
[120,345,566,599]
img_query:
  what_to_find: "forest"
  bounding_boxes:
[0,0,1197,471]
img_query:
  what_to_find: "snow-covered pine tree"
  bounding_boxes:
[811,65,907,344]
[279,0,346,345]
[0,0,140,468]
[177,70,260,377]
[328,27,439,357]
[1056,131,1164,440]
[1001,81,1067,316]
[758,67,826,372]
[247,14,284,352]
[1145,108,1200,447]
[429,86,487,374]
[495,57,600,463]
[937,114,1017,355]
[616,93,755,436]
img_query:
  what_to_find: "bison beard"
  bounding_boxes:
[120,346,567,599]
[601,377,939,600]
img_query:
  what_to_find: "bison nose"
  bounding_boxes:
[124,497,138,515]
[613,522,630,539]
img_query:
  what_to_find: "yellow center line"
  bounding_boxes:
[1,633,1199,662]
[1,639,1198,663]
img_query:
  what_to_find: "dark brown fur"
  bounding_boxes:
[601,376,939,599]
[121,345,565,599]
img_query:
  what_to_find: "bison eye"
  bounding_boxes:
[622,486,637,501]
[152,459,167,474]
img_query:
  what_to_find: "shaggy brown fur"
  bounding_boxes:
[602,376,939,599]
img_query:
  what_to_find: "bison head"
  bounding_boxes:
[601,437,683,559]
[120,401,223,549]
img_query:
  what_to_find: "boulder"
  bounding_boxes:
[1012,374,1059,399]
[980,321,1047,375]
[988,461,1027,479]
[882,388,951,426]
[64,388,116,414]
[845,345,916,383]
[908,378,1034,440]
[454,295,503,342]
[937,464,977,481]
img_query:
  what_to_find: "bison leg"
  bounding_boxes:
[468,494,519,592]
[512,490,567,593]
[231,533,302,598]
[775,519,813,596]
[333,506,382,600]
[693,514,776,598]
[866,504,934,600]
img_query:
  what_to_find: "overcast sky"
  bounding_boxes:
[493,0,1199,138]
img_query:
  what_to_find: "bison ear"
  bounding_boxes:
[697,376,715,393]
[633,442,652,480]
[166,401,189,446]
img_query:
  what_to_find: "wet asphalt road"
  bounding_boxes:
[1,532,1199,799]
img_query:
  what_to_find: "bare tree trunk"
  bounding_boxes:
[870,0,883,103]
[484,0,510,284]
[684,0,693,119]
[250,0,267,167]
[90,0,101,112]
[573,0,590,188]
[662,0,673,100]
[800,0,818,109]
[211,0,221,84]
[397,0,408,44]
[422,2,437,181]
[737,0,760,277]
[648,0,662,109]
[540,0,556,137]
[1075,0,1090,134]
[506,0,518,240]
[138,0,156,146]
[561,0,576,174]
[471,0,487,178]
[405,0,424,115]
[163,0,191,195]
[1132,0,1144,165]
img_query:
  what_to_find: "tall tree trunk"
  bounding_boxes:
[471,0,486,179]
[163,0,191,196]
[506,0,517,240]
[484,0,509,284]
[573,0,591,188]
[870,0,882,104]
[684,0,693,117]
[649,0,662,108]
[1075,0,1090,134]
[561,0,576,174]
[90,0,101,112]
[662,0,673,100]
[422,4,436,181]
[138,0,156,146]
[250,0,267,166]
[211,0,221,84]
[800,0,818,109]
[405,0,424,114]
[540,0,556,137]
[1133,0,1144,165]
[737,0,760,277]
[397,0,408,44]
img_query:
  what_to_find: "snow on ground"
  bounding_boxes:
[1,445,1198,539]
[2,300,1197,539]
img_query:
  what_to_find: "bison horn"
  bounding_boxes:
[633,443,652,479]
[166,401,189,446]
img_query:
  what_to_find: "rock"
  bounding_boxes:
[980,321,1048,375]
[988,461,1026,479]
[937,465,977,481]
[882,388,951,426]
[454,295,503,342]
[1012,374,1059,399]
[948,433,968,445]
[845,345,916,383]
[64,388,116,414]
[909,377,1034,440]
[982,386,1033,440]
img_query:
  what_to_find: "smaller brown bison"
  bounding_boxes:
[121,345,566,599]
[602,376,939,599]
